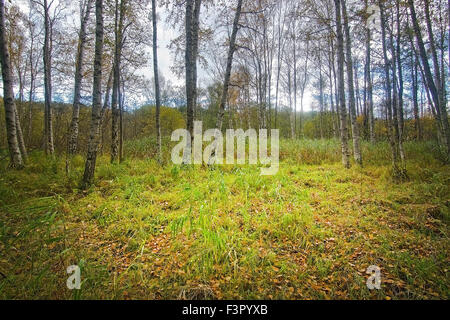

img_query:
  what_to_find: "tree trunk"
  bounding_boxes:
[111,0,125,163]
[274,6,282,130]
[15,108,27,161]
[299,39,309,138]
[334,0,350,168]
[394,0,406,171]
[342,0,362,165]
[68,0,93,156]
[184,0,202,163]
[152,0,162,163]
[119,78,124,162]
[379,1,401,176]
[0,0,23,168]
[318,54,324,139]
[82,0,104,189]
[364,3,375,143]
[43,0,54,155]
[216,0,243,131]
[101,67,113,120]
[408,0,450,159]
[327,36,338,138]
[412,54,422,140]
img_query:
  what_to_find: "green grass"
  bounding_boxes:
[0,139,448,299]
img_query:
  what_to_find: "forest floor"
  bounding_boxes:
[0,139,449,299]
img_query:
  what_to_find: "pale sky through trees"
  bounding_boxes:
[14,0,313,111]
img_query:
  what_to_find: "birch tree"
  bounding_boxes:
[0,0,24,168]
[68,0,94,157]
[333,0,350,168]
[82,0,104,189]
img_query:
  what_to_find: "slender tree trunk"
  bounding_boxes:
[216,0,243,130]
[354,62,362,119]
[274,3,284,130]
[393,0,406,171]
[101,67,113,120]
[119,78,124,162]
[318,54,324,139]
[192,0,201,121]
[299,39,309,138]
[43,0,54,155]
[364,7,375,143]
[342,0,362,165]
[15,108,27,161]
[27,77,34,146]
[334,0,350,168]
[0,0,23,168]
[82,0,104,189]
[288,67,295,139]
[331,35,340,134]
[68,0,93,156]
[184,0,202,163]
[327,39,338,138]
[111,0,125,163]
[412,54,422,140]
[380,1,401,176]
[152,0,162,163]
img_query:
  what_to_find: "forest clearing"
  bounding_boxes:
[0,139,448,299]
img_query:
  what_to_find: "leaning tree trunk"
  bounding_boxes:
[152,0,162,163]
[334,0,351,169]
[82,0,104,189]
[408,0,450,159]
[342,0,362,165]
[0,0,23,168]
[15,108,27,161]
[424,0,450,159]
